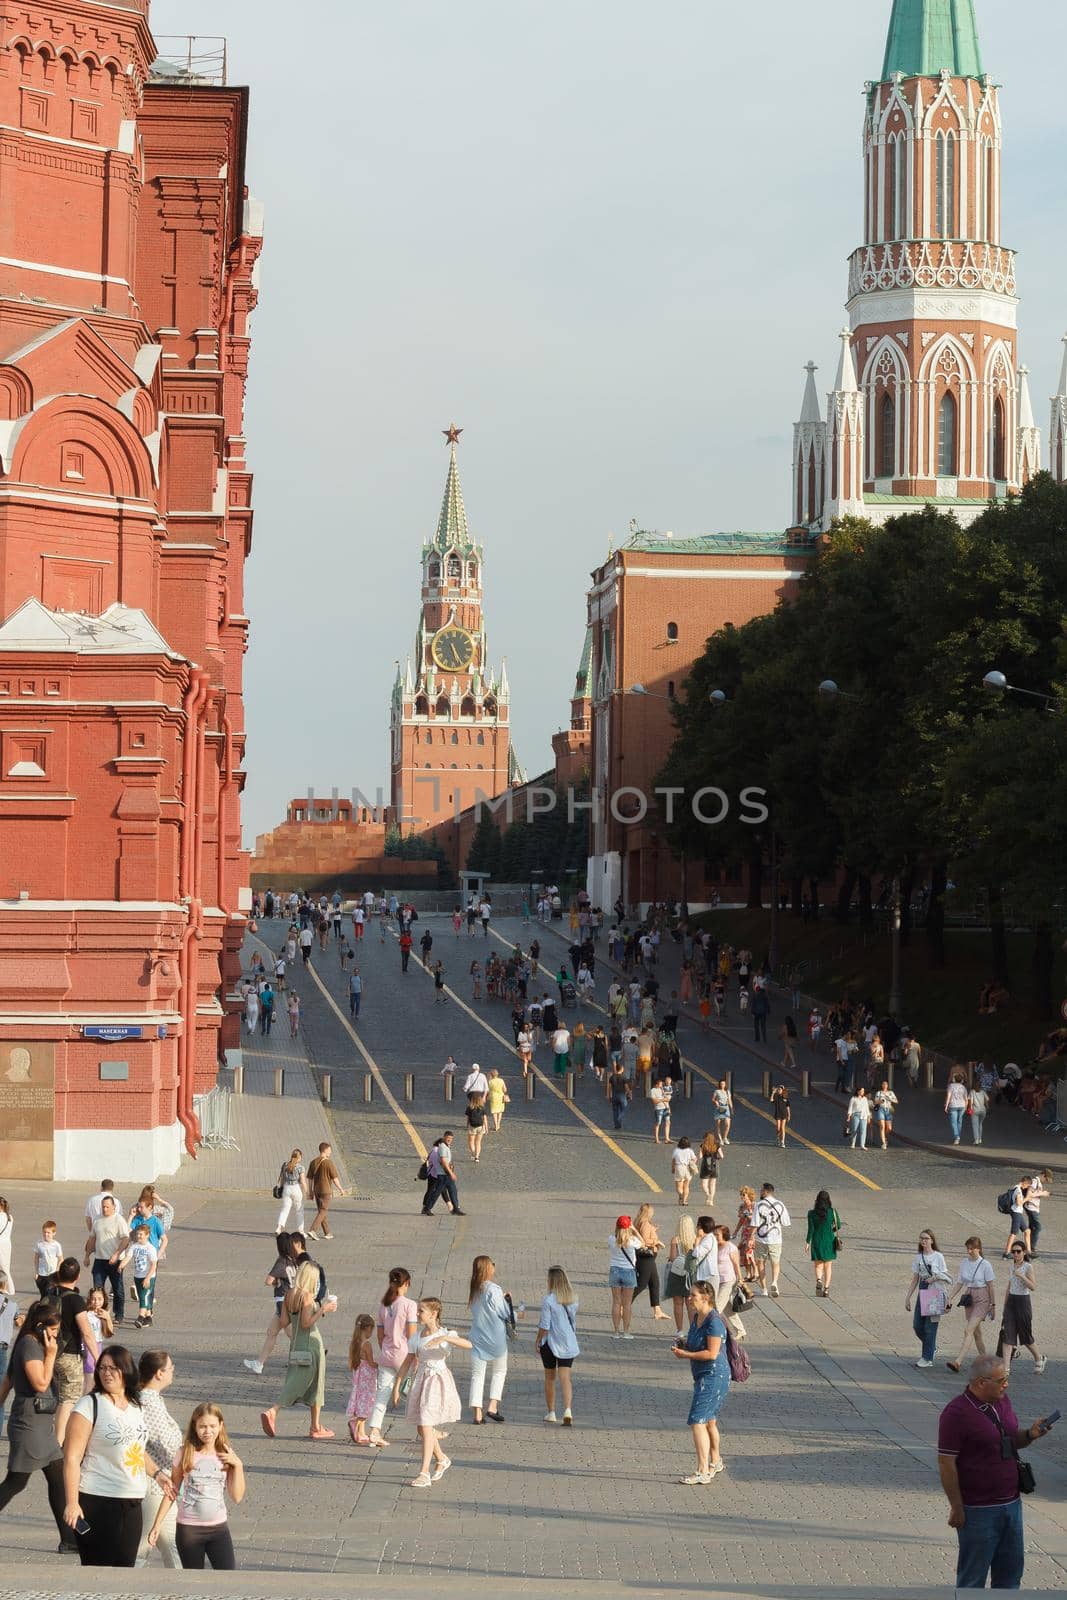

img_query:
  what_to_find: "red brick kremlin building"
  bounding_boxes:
[0,7,261,1179]
[390,429,518,833]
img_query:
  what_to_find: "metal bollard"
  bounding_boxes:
[321,1072,332,1105]
[233,1064,244,1096]
[886,1061,895,1091]
[924,1060,935,1091]
[641,1071,652,1099]
[404,1072,415,1103]
[761,1069,772,1099]
[362,1073,373,1103]
[800,1069,811,1097]
[525,1073,537,1101]
[964,1061,975,1089]
[725,1070,734,1093]
[683,1071,693,1100]
[603,1070,612,1100]
[565,1071,575,1101]
[273,1066,284,1098]
[444,1073,454,1102]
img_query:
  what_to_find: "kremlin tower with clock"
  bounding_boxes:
[390,429,514,831]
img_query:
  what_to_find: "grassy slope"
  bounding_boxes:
[695,908,1066,1067]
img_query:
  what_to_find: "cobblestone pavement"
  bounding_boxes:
[2,914,1066,1593]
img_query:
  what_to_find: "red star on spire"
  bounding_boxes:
[443,424,463,446]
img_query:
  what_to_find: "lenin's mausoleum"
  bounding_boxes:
[0,4,261,1179]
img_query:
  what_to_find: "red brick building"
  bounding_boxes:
[0,8,261,1179]
[585,532,812,914]
[390,433,517,833]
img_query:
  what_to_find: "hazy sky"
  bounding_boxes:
[148,0,1067,843]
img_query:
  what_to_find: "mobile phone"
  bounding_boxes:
[74,1517,90,1536]
[1044,1410,1060,1428]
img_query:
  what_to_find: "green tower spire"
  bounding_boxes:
[881,0,984,82]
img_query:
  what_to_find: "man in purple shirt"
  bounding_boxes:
[937,1354,1053,1589]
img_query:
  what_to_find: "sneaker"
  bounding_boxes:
[1035,1356,1048,1373]
[682,1472,712,1485]
[952,1138,960,1146]
[431,1455,452,1481]
[562,1409,573,1426]
[759,1286,769,1297]
[544,1411,558,1424]
[914,1359,934,1368]
[770,1285,780,1298]
[620,1331,635,1339]
[306,1229,320,1240]
[322,1231,334,1240]
[243,1358,264,1375]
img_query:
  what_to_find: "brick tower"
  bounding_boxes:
[390,429,511,832]
[792,0,1041,529]
[0,8,262,1179]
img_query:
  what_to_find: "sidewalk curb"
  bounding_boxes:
[528,919,1067,1177]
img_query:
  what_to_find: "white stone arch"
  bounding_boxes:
[918,333,976,480]
[863,337,911,481]
[983,340,1015,483]
[922,77,967,239]
[874,85,915,245]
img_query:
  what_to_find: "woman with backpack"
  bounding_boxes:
[671,1283,731,1486]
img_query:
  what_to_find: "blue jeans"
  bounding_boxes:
[955,1497,1024,1589]
[912,1300,938,1362]
[948,1107,964,1140]
[612,1096,628,1130]
[849,1115,867,1148]
[349,991,361,1018]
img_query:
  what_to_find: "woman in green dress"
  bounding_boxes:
[804,1190,842,1299]
[571,1024,588,1078]
[260,1264,336,1441]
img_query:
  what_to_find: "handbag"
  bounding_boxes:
[988,1404,1036,1495]
[287,1349,314,1368]
[272,1184,283,1200]
[919,1284,946,1318]
[33,1388,58,1415]
[729,1282,750,1315]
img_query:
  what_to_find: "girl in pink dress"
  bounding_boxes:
[392,1298,471,1488]
[346,1314,378,1445]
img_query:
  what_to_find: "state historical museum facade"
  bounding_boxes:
[0,4,262,1179]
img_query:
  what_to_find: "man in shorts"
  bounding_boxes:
[753,1182,791,1299]
[306,1141,347,1241]
[54,1257,99,1443]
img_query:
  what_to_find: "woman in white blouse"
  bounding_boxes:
[135,1351,182,1568]
[903,1229,951,1367]
[944,1235,996,1372]
[846,1087,871,1150]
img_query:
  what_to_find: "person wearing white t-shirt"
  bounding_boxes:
[84,1182,121,1235]
[670,1138,698,1206]
[463,1065,489,1098]
[690,1217,720,1293]
[63,1350,158,1566]
[752,1184,791,1297]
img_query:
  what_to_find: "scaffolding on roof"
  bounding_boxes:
[149,35,227,87]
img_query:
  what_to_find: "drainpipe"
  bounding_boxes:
[176,670,210,1156]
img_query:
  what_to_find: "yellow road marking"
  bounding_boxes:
[250,933,427,1161]
[487,924,880,1193]
[392,928,662,1193]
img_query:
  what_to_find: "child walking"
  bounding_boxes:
[149,1402,245,1570]
[346,1314,379,1446]
[121,1221,158,1328]
[392,1299,472,1488]
[32,1220,62,1296]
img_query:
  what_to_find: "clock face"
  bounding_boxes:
[431,625,475,671]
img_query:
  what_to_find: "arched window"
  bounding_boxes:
[484,697,497,717]
[447,557,461,581]
[666,621,678,642]
[880,391,896,477]
[667,680,676,700]
[477,731,484,745]
[460,695,476,717]
[992,395,1006,481]
[451,731,459,745]
[435,696,449,717]
[985,140,996,241]
[935,131,956,238]
[467,562,478,586]
[415,695,429,716]
[886,137,899,239]
[938,390,958,476]
[428,561,440,583]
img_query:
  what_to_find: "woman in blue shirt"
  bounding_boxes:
[671,1282,730,1485]
[467,1257,513,1424]
[536,1266,580,1426]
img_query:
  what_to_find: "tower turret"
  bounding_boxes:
[1051,337,1067,484]
[792,362,827,528]
[791,0,1039,528]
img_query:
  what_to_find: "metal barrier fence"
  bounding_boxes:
[194,1085,240,1151]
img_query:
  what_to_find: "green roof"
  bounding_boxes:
[881,0,983,82]
[624,530,813,556]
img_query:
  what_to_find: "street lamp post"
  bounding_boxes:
[982,670,1060,711]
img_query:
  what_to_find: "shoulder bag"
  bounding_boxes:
[987,1404,1036,1494]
